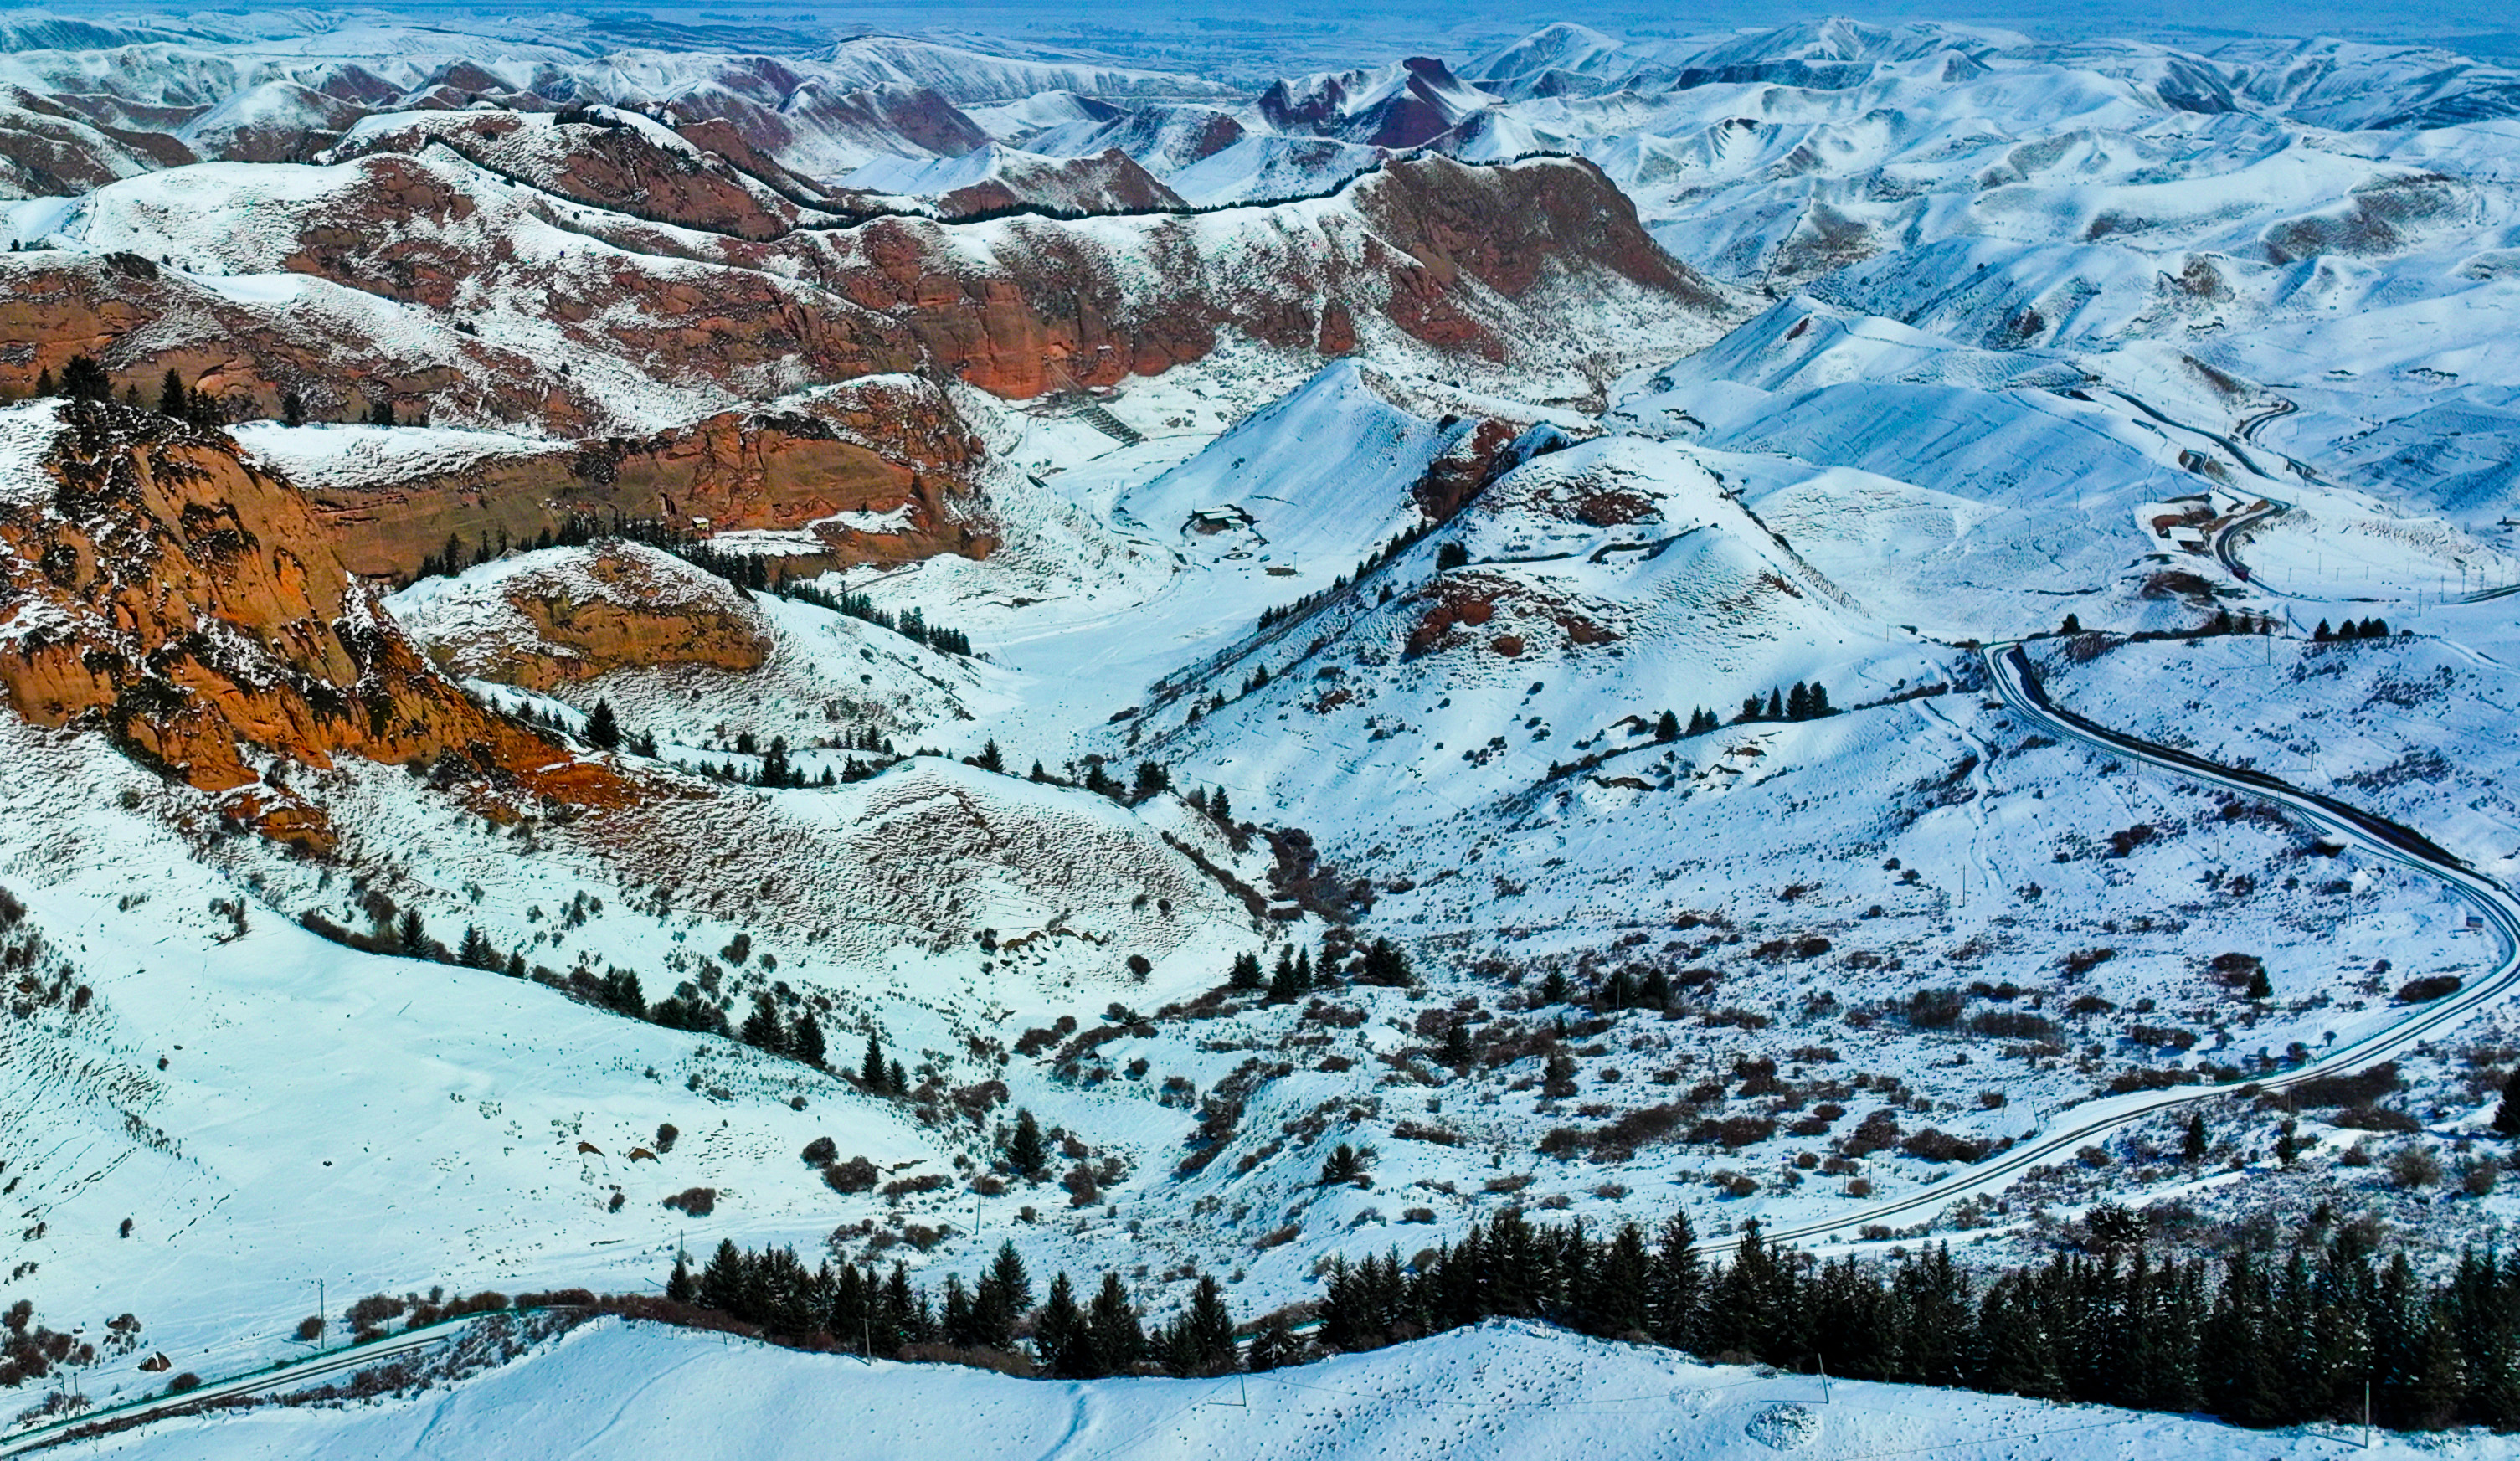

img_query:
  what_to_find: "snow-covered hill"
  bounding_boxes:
[10,9,2520,1454]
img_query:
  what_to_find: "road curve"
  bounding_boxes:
[1700,644,2520,1256]
[0,1320,482,1457]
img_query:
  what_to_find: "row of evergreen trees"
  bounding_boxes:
[404,520,977,660]
[1740,681,1833,723]
[1318,1210,2520,1433]
[1223,937,1412,1002]
[781,579,974,657]
[2315,617,2393,642]
[658,1209,2520,1429]
[666,1238,1242,1378]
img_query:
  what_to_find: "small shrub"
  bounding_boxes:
[662,1186,716,1216]
[1906,989,1964,1029]
[1965,1010,2056,1040]
[2075,1145,2111,1169]
[1400,1206,1436,1224]
[2397,975,2462,1004]
[2389,1145,2442,1189]
[824,1156,879,1193]
[1844,1109,1901,1155]
[1901,1129,1993,1164]
[167,1372,200,1395]
[801,1136,838,1165]
[1538,1128,1589,1160]
[294,1314,323,1342]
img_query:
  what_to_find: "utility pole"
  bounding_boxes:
[1818,1353,1831,1404]
[2364,1379,2373,1449]
[318,1278,326,1349]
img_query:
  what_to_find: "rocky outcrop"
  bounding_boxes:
[0,401,627,849]
[928,147,1187,219]
[328,110,807,240]
[396,543,772,690]
[0,250,615,430]
[300,377,993,578]
[810,154,1720,397]
[0,85,193,198]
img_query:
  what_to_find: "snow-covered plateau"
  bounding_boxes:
[6,8,2520,1456]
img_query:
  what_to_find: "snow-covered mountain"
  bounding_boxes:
[8,9,2520,1455]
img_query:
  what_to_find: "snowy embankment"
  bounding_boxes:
[45,1316,2487,1461]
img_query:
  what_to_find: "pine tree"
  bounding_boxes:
[1767,687,1785,719]
[1038,1272,1088,1377]
[1170,1273,1237,1376]
[861,1031,887,1091]
[1007,1108,1048,1181]
[1357,938,1408,986]
[1087,1270,1144,1376]
[1806,682,1830,716]
[1227,951,1263,991]
[2246,965,2272,1000]
[740,995,785,1055]
[698,1238,746,1312]
[33,368,53,397]
[2495,1068,2520,1138]
[1267,946,1301,1004]
[2183,1110,2209,1163]
[395,908,429,957]
[1655,709,1680,741]
[281,388,304,426]
[59,355,109,402]
[157,368,185,416]
[888,1058,908,1095]
[790,1010,826,1068]
[2062,613,2080,635]
[2314,620,2332,641]
[978,1240,1031,1339]
[1786,682,1810,720]
[975,739,1004,773]
[455,924,498,970]
[666,1250,694,1304]
[1211,787,1232,824]
[1646,1211,1703,1348]
[939,1273,977,1348]
[583,700,620,753]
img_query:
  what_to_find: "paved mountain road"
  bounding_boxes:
[1700,643,2520,1257]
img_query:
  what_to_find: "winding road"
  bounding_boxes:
[0,1321,481,1457]
[1701,643,2520,1256]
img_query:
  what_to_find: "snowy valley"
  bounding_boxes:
[3,8,2520,1457]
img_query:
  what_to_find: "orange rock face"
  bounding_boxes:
[407,543,773,691]
[302,377,994,579]
[0,401,629,849]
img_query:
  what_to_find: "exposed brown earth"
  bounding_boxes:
[414,543,773,690]
[303,377,993,578]
[0,402,632,849]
